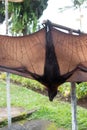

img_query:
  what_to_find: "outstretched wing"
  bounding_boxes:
[0,28,46,78]
[52,27,87,82]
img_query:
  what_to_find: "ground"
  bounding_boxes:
[0,120,53,130]
[0,119,67,130]
[0,96,87,130]
[0,88,87,130]
[57,93,87,109]
[0,107,25,123]
[77,97,87,108]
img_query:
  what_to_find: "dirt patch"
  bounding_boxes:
[77,97,87,108]
[0,107,37,126]
[0,107,25,123]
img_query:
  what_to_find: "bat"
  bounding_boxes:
[0,20,87,101]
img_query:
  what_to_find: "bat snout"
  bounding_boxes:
[48,88,57,101]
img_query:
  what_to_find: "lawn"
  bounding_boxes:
[0,79,87,130]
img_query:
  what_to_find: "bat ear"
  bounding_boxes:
[48,88,57,101]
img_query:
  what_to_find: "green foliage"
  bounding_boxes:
[0,0,48,34]
[47,123,58,130]
[58,0,87,13]
[73,0,87,7]
[0,73,44,92]
[0,81,6,107]
[59,82,87,99]
[1,73,87,100]
[11,74,44,91]
[76,82,87,99]
[58,83,71,97]
[0,2,5,23]
[1,80,87,129]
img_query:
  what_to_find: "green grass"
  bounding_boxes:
[0,80,87,130]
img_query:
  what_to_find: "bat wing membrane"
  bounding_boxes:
[0,28,46,78]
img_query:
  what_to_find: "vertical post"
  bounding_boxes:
[5,0,8,35]
[6,73,11,129]
[69,30,77,130]
[5,0,12,129]
[71,82,77,130]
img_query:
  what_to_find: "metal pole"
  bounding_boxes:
[5,0,8,35]
[5,0,12,129]
[6,73,11,129]
[50,21,85,34]
[69,30,78,130]
[71,82,77,130]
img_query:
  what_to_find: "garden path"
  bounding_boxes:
[0,119,67,130]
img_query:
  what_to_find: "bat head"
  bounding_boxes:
[48,86,58,101]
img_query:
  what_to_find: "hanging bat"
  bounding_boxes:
[0,20,87,101]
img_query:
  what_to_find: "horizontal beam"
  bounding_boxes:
[0,0,23,2]
[51,21,85,34]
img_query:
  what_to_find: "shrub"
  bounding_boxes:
[76,82,87,99]
[58,83,71,98]
[0,73,44,92]
[1,73,87,99]
[58,82,87,99]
